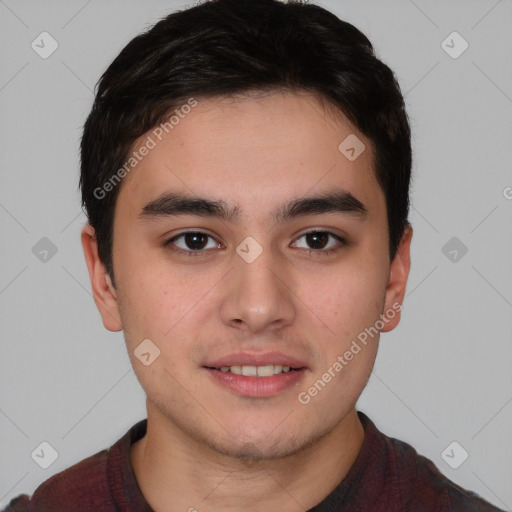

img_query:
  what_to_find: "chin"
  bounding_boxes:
[205,430,316,462]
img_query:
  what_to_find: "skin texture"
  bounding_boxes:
[81,91,412,512]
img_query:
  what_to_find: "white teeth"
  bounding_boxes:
[273,365,283,374]
[230,365,242,375]
[256,365,274,377]
[215,364,297,377]
[242,365,257,376]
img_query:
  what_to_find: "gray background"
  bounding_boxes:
[1,0,511,509]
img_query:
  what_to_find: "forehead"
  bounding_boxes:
[116,91,383,223]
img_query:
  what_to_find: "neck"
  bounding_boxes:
[130,404,365,512]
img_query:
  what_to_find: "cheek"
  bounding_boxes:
[115,255,183,347]
[118,238,204,305]
[303,260,387,337]
[116,252,218,377]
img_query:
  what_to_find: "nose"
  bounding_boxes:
[219,245,296,334]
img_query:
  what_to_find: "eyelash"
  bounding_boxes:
[164,230,347,258]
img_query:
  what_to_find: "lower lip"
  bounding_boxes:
[203,367,307,398]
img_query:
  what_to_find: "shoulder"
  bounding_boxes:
[377,424,505,511]
[3,448,111,512]
[3,420,148,512]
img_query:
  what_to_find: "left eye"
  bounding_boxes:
[291,231,344,252]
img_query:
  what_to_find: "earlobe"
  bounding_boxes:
[381,225,413,333]
[81,224,123,332]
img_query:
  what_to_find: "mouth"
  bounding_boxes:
[202,353,308,398]
[203,364,303,377]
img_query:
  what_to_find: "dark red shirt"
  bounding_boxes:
[3,412,505,512]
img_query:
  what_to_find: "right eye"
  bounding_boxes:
[164,231,224,256]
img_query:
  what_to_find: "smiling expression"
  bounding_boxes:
[83,90,411,460]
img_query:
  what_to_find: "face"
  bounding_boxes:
[82,91,411,460]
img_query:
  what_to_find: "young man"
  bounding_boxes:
[4,0,505,511]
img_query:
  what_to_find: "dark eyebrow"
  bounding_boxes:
[275,190,367,223]
[138,189,368,223]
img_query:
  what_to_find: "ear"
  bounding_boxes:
[381,225,413,333]
[81,224,123,332]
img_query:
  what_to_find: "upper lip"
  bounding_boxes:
[204,351,308,369]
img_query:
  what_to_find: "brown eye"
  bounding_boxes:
[305,231,330,249]
[292,230,346,254]
[165,231,222,256]
[181,232,209,250]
